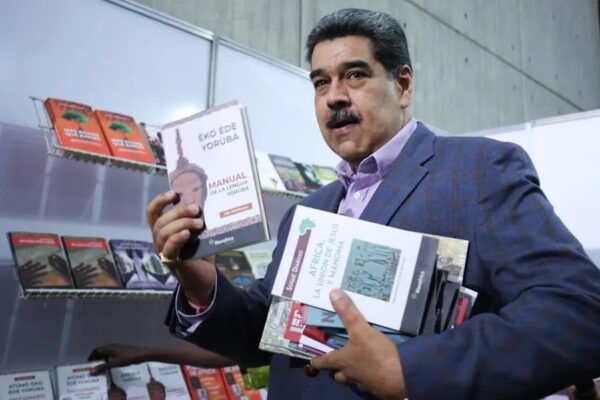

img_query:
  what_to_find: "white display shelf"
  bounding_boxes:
[20,288,173,300]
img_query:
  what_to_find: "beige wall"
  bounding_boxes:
[137,0,600,134]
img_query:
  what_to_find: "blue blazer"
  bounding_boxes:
[167,123,600,399]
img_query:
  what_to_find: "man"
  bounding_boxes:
[147,8,600,399]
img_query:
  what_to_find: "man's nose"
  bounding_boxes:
[326,80,350,109]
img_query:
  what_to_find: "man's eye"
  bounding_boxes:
[313,79,328,88]
[347,71,366,79]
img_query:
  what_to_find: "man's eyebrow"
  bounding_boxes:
[340,60,372,72]
[309,68,324,80]
[309,60,373,80]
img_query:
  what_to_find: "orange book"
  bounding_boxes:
[95,110,156,164]
[44,98,112,156]
[220,366,249,400]
[181,366,229,400]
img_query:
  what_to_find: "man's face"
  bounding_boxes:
[310,36,411,167]
[171,172,206,208]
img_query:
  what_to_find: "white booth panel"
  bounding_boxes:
[530,114,600,250]
[214,42,339,167]
[0,0,211,128]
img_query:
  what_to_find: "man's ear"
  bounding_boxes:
[396,65,413,109]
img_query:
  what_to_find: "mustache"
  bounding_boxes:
[326,107,361,129]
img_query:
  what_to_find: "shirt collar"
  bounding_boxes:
[334,118,418,189]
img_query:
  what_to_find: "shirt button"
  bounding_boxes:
[353,192,361,199]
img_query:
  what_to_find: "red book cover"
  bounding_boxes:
[95,110,156,164]
[283,302,306,343]
[219,366,247,400]
[303,326,328,344]
[181,366,229,400]
[43,98,112,156]
[62,236,123,289]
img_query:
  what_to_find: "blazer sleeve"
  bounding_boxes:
[397,142,600,399]
[165,204,297,368]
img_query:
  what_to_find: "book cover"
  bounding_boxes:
[146,362,190,400]
[56,362,108,400]
[312,165,338,185]
[161,101,269,258]
[139,122,166,166]
[215,250,255,291]
[44,98,112,156]
[0,370,53,400]
[268,154,308,193]
[259,296,313,360]
[254,151,285,192]
[293,162,323,193]
[219,367,247,400]
[271,205,439,333]
[243,249,273,279]
[109,364,150,400]
[7,232,75,290]
[62,236,122,289]
[95,110,156,164]
[449,287,478,328]
[109,240,176,290]
[181,366,229,400]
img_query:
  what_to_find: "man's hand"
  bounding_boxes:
[311,289,406,400]
[88,343,148,375]
[146,191,216,305]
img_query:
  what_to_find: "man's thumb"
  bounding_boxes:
[329,288,369,334]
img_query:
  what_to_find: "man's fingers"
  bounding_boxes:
[329,288,370,335]
[89,362,110,376]
[146,191,178,227]
[333,371,350,384]
[155,216,204,253]
[311,348,345,371]
[153,204,203,245]
[161,230,191,260]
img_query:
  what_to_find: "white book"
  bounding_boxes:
[0,370,53,400]
[56,362,107,400]
[161,101,269,258]
[299,335,334,355]
[254,151,285,192]
[110,364,150,400]
[146,362,190,400]
[272,206,439,333]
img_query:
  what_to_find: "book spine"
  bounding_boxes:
[400,236,439,335]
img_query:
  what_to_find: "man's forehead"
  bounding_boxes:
[310,36,376,72]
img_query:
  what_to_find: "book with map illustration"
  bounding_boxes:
[271,206,439,333]
[161,101,269,259]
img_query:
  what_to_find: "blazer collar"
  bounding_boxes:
[359,122,435,225]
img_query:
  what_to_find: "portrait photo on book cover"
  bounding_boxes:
[168,128,262,240]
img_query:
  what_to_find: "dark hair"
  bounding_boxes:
[305,8,411,78]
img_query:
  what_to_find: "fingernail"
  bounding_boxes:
[330,288,343,303]
[194,218,204,228]
[164,190,175,197]
[180,230,190,239]
[188,205,199,214]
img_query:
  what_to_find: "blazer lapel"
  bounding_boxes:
[359,123,435,226]
[303,180,346,213]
